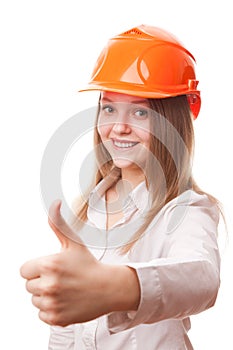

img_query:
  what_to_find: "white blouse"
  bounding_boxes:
[49,172,220,350]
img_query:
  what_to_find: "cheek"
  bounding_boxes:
[97,124,112,141]
[136,129,151,146]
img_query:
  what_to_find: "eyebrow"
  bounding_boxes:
[101,97,149,104]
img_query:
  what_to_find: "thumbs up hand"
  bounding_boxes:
[20,200,140,327]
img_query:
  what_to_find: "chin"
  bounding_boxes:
[112,158,142,170]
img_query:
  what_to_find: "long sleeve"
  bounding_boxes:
[107,192,221,333]
[48,325,75,350]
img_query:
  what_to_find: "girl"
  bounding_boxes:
[21,25,221,349]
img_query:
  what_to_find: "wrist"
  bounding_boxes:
[101,263,140,313]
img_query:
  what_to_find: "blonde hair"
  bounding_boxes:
[73,95,220,253]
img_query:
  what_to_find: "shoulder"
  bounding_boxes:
[161,190,220,235]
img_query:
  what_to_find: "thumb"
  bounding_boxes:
[48,199,83,249]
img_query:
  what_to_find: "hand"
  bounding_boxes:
[20,200,140,326]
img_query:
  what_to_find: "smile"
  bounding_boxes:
[113,140,139,149]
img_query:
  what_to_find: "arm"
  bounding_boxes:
[108,195,221,332]
[20,195,220,330]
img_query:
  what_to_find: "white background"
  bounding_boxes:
[1,1,232,349]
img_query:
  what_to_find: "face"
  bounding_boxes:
[97,91,151,171]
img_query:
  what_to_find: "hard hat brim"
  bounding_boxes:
[78,84,201,119]
[79,83,199,99]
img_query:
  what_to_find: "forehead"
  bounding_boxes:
[101,91,149,104]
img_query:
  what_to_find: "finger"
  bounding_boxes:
[38,310,53,325]
[26,278,41,295]
[20,258,41,280]
[32,295,53,313]
[31,295,42,309]
[48,199,83,249]
[48,199,67,247]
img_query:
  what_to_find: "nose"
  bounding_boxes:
[112,114,131,134]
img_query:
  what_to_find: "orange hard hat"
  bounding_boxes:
[80,24,201,118]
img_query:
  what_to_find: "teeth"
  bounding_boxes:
[114,140,138,148]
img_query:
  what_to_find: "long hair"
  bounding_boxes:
[73,95,220,253]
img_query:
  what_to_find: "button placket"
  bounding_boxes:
[82,320,98,349]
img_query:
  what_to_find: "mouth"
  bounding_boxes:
[112,139,139,149]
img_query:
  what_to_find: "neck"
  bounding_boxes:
[120,167,145,190]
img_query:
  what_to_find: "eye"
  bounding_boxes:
[134,108,148,118]
[101,104,115,114]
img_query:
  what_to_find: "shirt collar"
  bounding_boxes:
[88,167,121,208]
[125,181,149,212]
[87,168,150,229]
